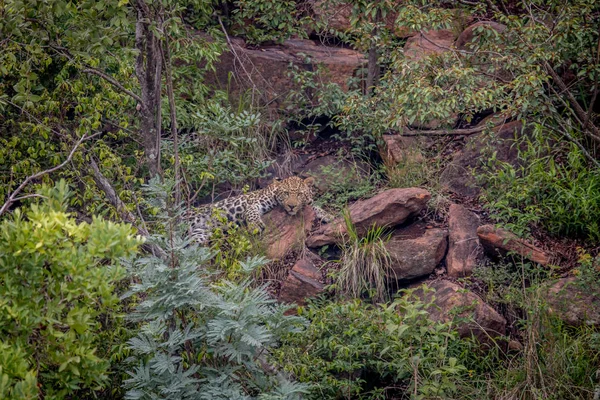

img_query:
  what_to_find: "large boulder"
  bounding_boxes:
[208,38,365,110]
[264,206,316,260]
[278,251,325,305]
[477,224,552,266]
[440,119,526,197]
[306,188,431,247]
[415,280,507,346]
[386,226,448,280]
[447,204,482,277]
[546,277,600,326]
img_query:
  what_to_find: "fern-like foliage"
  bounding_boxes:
[122,178,309,400]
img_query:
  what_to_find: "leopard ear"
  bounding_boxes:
[304,177,316,187]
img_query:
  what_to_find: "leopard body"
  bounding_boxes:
[187,176,331,243]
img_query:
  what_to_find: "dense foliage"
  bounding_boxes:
[0,182,140,399]
[273,294,470,399]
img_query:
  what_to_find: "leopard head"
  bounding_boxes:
[272,176,315,216]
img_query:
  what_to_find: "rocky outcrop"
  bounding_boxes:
[546,277,600,326]
[477,224,552,266]
[264,206,316,260]
[447,204,482,277]
[208,38,365,110]
[440,119,526,197]
[279,251,325,305]
[386,227,448,280]
[306,188,430,247]
[415,280,507,346]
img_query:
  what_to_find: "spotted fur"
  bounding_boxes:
[187,176,331,244]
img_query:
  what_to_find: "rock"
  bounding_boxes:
[415,280,507,346]
[447,204,482,277]
[477,224,552,266]
[379,135,426,166]
[404,29,457,61]
[264,206,316,260]
[300,155,369,193]
[278,251,325,305]
[208,38,365,110]
[386,227,448,280]
[306,188,431,247]
[440,119,526,197]
[546,277,600,326]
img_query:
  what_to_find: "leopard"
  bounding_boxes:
[187,176,332,244]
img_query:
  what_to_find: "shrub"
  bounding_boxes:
[0,181,141,399]
[273,292,470,400]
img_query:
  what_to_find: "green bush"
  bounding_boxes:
[273,293,470,400]
[0,181,141,399]
[481,124,600,241]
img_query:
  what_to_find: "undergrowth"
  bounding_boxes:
[334,210,395,303]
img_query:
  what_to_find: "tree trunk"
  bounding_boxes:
[366,43,378,95]
[135,0,163,178]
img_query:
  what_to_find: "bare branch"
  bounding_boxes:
[82,68,144,105]
[402,121,506,136]
[0,132,100,217]
[89,157,167,258]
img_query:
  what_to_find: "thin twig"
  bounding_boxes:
[82,68,144,105]
[0,132,100,217]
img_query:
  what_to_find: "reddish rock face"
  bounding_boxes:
[264,206,316,260]
[278,251,325,305]
[477,224,552,266]
[546,277,600,326]
[386,228,448,280]
[208,38,365,111]
[446,204,482,277]
[415,280,507,347]
[306,188,431,247]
